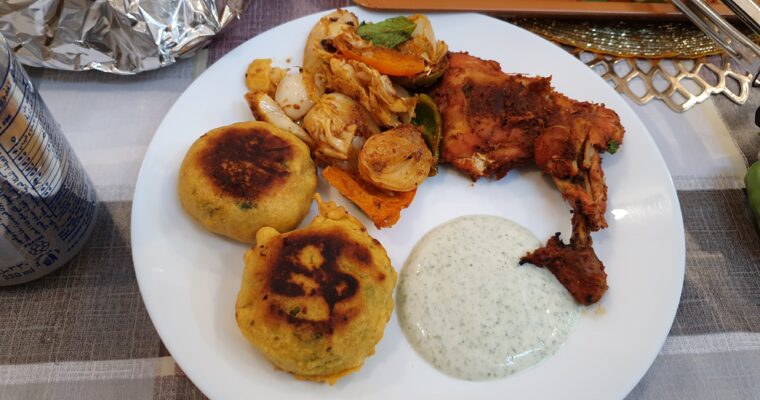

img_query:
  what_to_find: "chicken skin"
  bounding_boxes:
[432,52,554,180]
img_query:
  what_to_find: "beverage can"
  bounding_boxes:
[0,34,98,285]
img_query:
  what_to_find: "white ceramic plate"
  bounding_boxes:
[131,8,685,400]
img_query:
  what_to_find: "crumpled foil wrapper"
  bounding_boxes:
[0,0,250,74]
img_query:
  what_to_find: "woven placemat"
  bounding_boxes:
[512,19,755,59]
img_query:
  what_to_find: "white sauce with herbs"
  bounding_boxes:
[397,215,579,380]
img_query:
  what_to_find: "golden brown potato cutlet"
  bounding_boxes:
[178,121,316,243]
[235,195,397,384]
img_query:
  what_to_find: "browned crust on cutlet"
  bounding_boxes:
[198,126,294,200]
[259,229,383,338]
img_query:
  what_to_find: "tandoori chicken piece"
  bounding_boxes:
[433,52,624,231]
[536,93,624,231]
[432,52,624,304]
[431,52,555,180]
[520,212,608,305]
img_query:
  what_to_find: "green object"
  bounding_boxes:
[413,93,442,176]
[608,140,619,154]
[358,16,416,49]
[745,161,760,231]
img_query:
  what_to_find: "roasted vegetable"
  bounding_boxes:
[398,16,438,60]
[333,33,425,77]
[326,57,416,127]
[334,14,449,81]
[412,94,442,175]
[274,73,315,120]
[302,10,417,127]
[745,160,760,232]
[393,15,449,88]
[357,125,433,191]
[392,53,448,89]
[302,10,359,101]
[322,166,416,229]
[357,16,416,48]
[303,93,380,163]
[245,59,287,96]
[244,91,313,146]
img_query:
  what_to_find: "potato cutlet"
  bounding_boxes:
[235,195,397,384]
[178,121,316,243]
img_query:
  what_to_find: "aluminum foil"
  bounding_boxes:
[0,0,250,74]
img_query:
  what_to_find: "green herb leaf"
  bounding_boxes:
[289,307,300,316]
[412,94,442,175]
[608,140,619,154]
[358,16,416,49]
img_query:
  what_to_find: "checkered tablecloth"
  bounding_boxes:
[2,1,760,399]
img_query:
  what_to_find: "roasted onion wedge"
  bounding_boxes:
[244,91,313,147]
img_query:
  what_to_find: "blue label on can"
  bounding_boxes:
[0,43,98,284]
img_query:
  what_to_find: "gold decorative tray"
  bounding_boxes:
[353,0,734,18]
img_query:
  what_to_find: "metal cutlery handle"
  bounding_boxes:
[672,0,760,85]
[673,0,760,125]
[723,0,760,35]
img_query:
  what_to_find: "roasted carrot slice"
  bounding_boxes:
[322,166,416,228]
[333,36,425,77]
